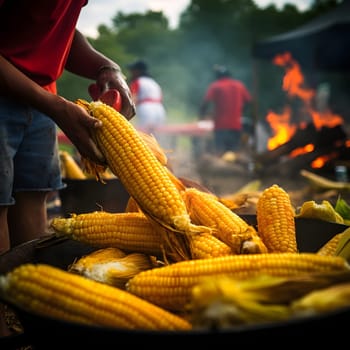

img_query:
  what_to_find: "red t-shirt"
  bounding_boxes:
[0,0,87,94]
[204,77,251,130]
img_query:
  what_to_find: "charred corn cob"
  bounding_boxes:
[68,247,155,289]
[256,184,297,253]
[76,100,208,238]
[0,263,191,330]
[183,187,259,254]
[126,253,349,311]
[50,211,163,257]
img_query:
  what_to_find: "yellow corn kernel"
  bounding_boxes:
[189,233,233,259]
[183,187,256,254]
[256,184,297,253]
[0,263,191,331]
[126,253,349,311]
[50,211,163,257]
[77,100,208,238]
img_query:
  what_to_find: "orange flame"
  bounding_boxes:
[311,152,338,169]
[266,106,296,150]
[273,52,314,103]
[265,52,344,168]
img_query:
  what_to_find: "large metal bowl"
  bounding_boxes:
[0,217,349,348]
[59,178,130,217]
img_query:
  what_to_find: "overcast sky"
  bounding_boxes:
[77,0,313,38]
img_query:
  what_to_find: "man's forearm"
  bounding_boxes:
[65,30,120,80]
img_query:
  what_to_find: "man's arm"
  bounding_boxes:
[0,54,106,163]
[65,30,135,119]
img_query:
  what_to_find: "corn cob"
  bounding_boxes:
[59,150,86,179]
[76,100,207,234]
[50,211,163,257]
[292,282,350,315]
[77,100,210,261]
[183,187,259,254]
[126,253,349,311]
[241,234,268,254]
[0,263,191,331]
[189,276,291,328]
[256,184,297,253]
[68,247,155,289]
[189,233,233,259]
[137,130,168,167]
[317,233,342,256]
[334,227,350,261]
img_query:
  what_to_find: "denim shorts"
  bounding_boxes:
[0,97,66,205]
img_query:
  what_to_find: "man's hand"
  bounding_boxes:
[52,98,106,165]
[95,66,135,120]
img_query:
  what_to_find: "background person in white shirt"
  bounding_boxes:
[127,60,166,134]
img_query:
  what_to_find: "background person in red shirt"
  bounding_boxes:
[199,64,252,155]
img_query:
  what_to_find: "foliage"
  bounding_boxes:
[57,0,347,125]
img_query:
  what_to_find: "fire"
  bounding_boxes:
[266,106,296,150]
[311,152,338,169]
[289,144,314,158]
[265,52,345,168]
[273,52,314,103]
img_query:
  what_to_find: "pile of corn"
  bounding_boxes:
[1,100,350,332]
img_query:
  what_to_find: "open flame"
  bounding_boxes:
[265,52,345,168]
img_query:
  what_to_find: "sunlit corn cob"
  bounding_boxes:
[59,150,86,179]
[0,263,191,331]
[256,184,297,253]
[68,247,155,289]
[50,211,163,257]
[189,233,233,259]
[126,253,349,311]
[183,187,259,254]
[76,100,208,238]
[317,233,342,256]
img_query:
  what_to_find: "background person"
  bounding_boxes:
[199,64,252,156]
[0,0,135,337]
[127,59,166,134]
